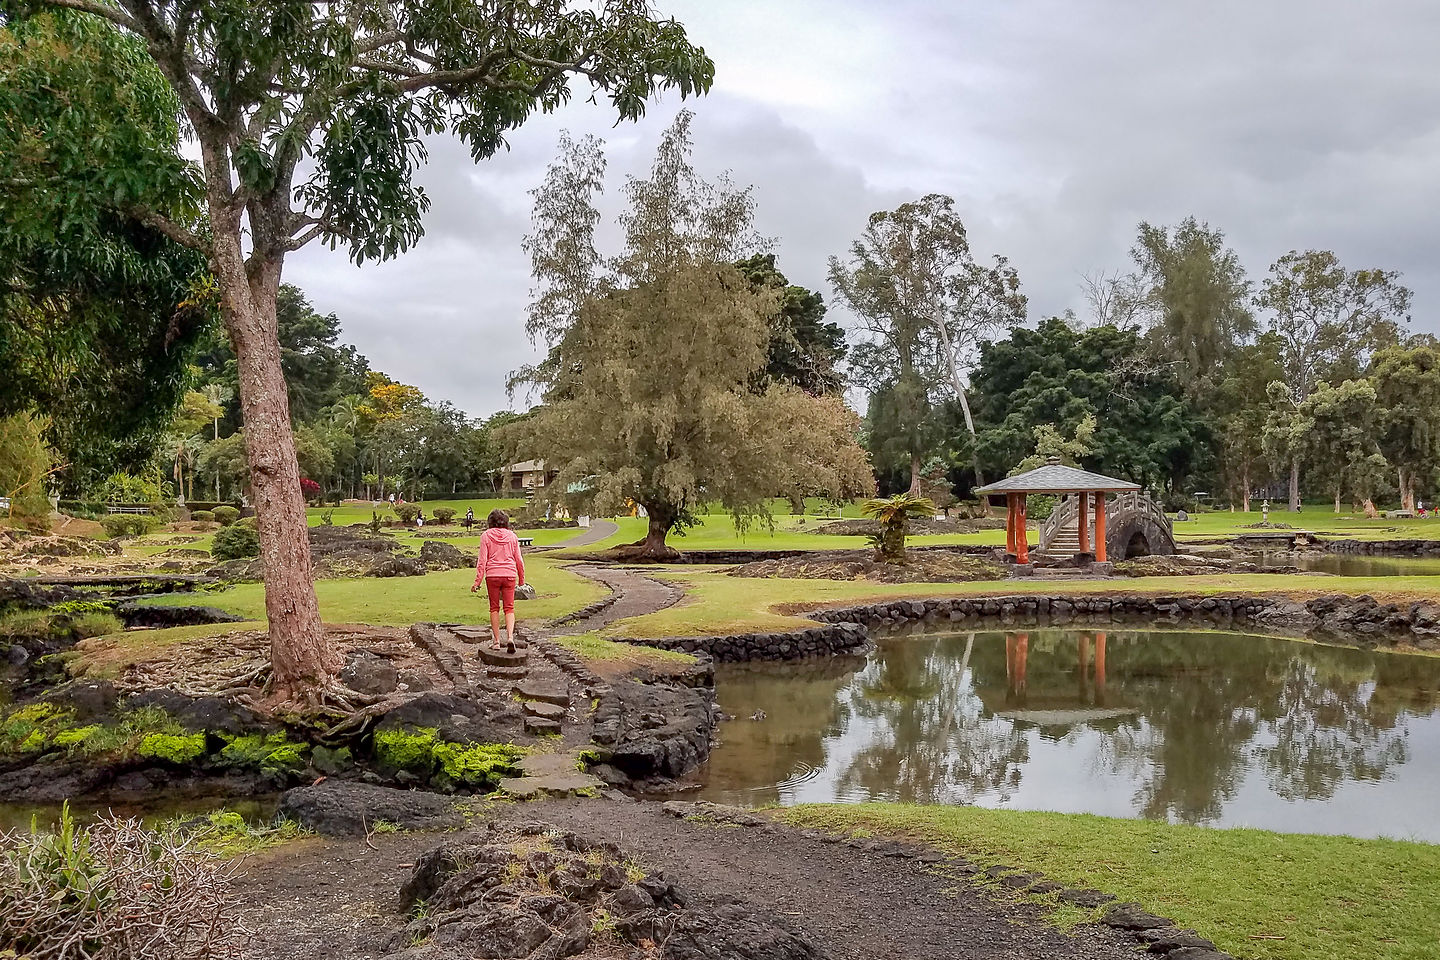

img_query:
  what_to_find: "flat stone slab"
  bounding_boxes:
[523,700,566,721]
[518,752,586,777]
[477,646,528,668]
[514,680,569,706]
[524,717,562,735]
[499,770,603,799]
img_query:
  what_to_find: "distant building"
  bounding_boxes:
[498,460,557,495]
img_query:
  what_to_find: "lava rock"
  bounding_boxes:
[1102,902,1173,931]
[279,780,464,835]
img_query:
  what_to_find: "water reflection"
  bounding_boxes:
[1259,552,1440,577]
[701,629,1440,840]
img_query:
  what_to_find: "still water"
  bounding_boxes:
[699,629,1440,841]
[1262,553,1440,577]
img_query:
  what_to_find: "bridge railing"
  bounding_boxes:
[1038,491,1173,552]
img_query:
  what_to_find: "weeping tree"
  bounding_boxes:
[17,0,712,701]
[510,113,873,558]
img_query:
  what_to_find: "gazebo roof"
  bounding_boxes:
[974,459,1140,495]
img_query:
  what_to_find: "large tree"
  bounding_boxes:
[511,113,873,557]
[1130,216,1254,391]
[21,0,712,700]
[1255,249,1411,510]
[0,10,209,491]
[1369,344,1440,511]
[830,194,1025,494]
[735,254,847,397]
[1211,335,1285,511]
[970,318,1204,493]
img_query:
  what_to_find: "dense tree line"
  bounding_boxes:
[847,205,1420,512]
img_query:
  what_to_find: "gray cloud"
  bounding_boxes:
[287,0,1440,417]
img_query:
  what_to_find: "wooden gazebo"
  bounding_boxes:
[974,458,1140,565]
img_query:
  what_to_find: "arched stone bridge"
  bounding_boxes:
[1039,491,1177,560]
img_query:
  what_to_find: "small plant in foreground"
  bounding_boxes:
[860,493,935,563]
[0,804,244,959]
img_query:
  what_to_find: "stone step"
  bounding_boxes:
[514,680,570,707]
[523,716,562,735]
[477,646,528,668]
[523,700,566,721]
[486,665,529,681]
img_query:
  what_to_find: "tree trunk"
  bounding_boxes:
[1398,467,1411,512]
[622,502,681,560]
[788,492,805,515]
[213,241,337,700]
[909,454,922,496]
[1335,486,1342,514]
[1241,464,1250,513]
[1289,458,1300,511]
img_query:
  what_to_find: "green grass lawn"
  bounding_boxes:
[1173,508,1440,541]
[140,556,604,627]
[555,513,1007,556]
[779,803,1440,960]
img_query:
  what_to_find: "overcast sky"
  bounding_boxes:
[286,0,1440,419]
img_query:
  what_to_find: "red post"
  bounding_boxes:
[1077,491,1090,556]
[1006,494,1016,557]
[1016,496,1029,564]
[1094,631,1107,704]
[1094,493,1107,562]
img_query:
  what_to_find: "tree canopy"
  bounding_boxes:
[0,10,209,488]
[831,194,1025,493]
[970,318,1204,493]
[510,113,872,556]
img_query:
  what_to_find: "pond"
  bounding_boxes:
[698,628,1440,842]
[1263,553,1440,577]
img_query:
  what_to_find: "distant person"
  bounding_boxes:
[388,493,395,506]
[464,506,475,531]
[472,508,526,652]
[416,509,425,528]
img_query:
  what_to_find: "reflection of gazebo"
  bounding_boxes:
[990,631,1139,726]
[974,458,1141,567]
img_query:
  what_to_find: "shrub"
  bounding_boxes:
[235,515,257,530]
[99,514,159,539]
[0,805,243,959]
[0,413,54,534]
[432,507,456,524]
[211,525,260,561]
[368,511,383,533]
[299,477,321,501]
[319,508,335,526]
[190,510,215,523]
[0,609,61,641]
[211,505,240,526]
[70,611,122,639]
[394,503,421,525]
[1025,494,1058,522]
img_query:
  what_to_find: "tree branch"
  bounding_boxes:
[38,0,139,31]
[125,204,209,254]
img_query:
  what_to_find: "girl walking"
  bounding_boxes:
[471,508,526,651]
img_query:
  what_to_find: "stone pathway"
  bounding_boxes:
[533,563,684,638]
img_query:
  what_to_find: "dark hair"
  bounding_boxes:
[487,508,510,529]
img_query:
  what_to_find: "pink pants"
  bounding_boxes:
[485,577,516,613]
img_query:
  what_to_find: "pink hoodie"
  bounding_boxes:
[475,527,525,586]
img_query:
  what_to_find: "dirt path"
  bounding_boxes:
[501,798,1138,960]
[232,796,1139,960]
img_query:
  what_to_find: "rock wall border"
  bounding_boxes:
[808,592,1440,649]
[612,622,872,662]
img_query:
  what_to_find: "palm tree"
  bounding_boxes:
[861,493,935,563]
